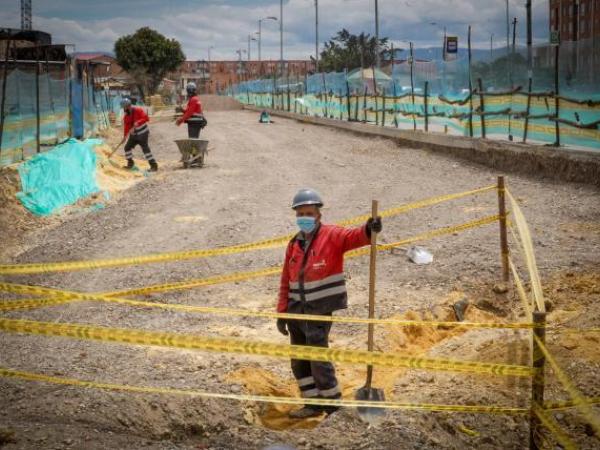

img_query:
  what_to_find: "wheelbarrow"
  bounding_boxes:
[175,139,209,168]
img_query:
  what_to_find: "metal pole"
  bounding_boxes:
[478,78,486,138]
[258,19,262,62]
[315,0,319,72]
[529,311,546,450]
[248,36,251,61]
[424,81,429,132]
[280,0,283,77]
[497,176,510,283]
[490,34,494,60]
[554,43,560,146]
[375,0,380,68]
[468,26,474,138]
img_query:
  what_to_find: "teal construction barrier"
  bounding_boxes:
[16,138,103,216]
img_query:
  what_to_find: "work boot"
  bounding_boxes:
[149,161,158,172]
[123,159,134,170]
[288,406,323,419]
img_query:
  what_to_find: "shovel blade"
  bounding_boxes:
[355,386,386,424]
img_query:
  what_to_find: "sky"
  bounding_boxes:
[1,0,551,61]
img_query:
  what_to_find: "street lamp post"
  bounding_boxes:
[279,0,284,76]
[375,0,380,68]
[208,45,214,63]
[315,0,319,72]
[248,35,257,61]
[258,16,277,62]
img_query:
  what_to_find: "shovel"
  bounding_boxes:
[355,199,386,423]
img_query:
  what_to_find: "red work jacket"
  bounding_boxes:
[123,106,149,137]
[277,223,370,314]
[181,95,204,123]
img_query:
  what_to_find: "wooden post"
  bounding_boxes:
[424,81,429,132]
[478,78,486,138]
[345,69,351,121]
[362,86,367,123]
[0,40,12,157]
[35,47,41,153]
[522,77,533,143]
[529,311,546,450]
[497,176,510,282]
[467,26,474,138]
[381,88,386,127]
[553,44,560,146]
[409,42,416,131]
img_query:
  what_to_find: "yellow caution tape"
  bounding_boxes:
[0,366,527,415]
[338,185,497,226]
[508,257,533,318]
[506,190,545,313]
[109,214,500,298]
[534,335,600,436]
[544,397,600,411]
[0,282,536,330]
[0,318,534,377]
[0,185,496,275]
[532,402,578,450]
[0,215,499,309]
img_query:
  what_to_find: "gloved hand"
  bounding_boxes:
[366,216,383,237]
[276,318,288,336]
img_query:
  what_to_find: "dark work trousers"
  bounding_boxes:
[187,122,203,138]
[287,315,341,403]
[124,131,156,165]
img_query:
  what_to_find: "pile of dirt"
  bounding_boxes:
[226,290,501,431]
[0,168,54,259]
[94,143,147,196]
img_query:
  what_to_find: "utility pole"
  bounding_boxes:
[248,35,257,61]
[375,0,380,68]
[315,0,319,72]
[490,33,494,61]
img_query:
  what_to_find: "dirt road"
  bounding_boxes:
[1,108,599,449]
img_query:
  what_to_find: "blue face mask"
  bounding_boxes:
[297,216,317,233]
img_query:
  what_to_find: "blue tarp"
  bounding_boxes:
[16,138,103,216]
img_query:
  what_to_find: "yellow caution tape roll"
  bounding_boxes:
[0,185,496,275]
[0,366,527,414]
[0,318,534,377]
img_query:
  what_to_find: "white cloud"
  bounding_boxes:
[0,0,551,60]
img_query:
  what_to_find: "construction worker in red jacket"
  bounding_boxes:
[175,82,206,138]
[121,98,158,171]
[277,188,382,419]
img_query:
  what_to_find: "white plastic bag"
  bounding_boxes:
[406,246,433,265]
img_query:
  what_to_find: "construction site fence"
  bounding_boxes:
[0,58,127,167]
[1,180,599,448]
[229,38,600,150]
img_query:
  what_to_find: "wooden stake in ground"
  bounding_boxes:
[355,200,386,424]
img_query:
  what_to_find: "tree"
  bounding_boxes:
[317,28,389,72]
[115,27,185,99]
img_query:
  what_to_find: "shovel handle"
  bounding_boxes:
[365,200,378,388]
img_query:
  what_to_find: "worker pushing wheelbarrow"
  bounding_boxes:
[175,82,209,169]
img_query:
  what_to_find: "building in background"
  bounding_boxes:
[173,59,316,97]
[549,0,600,41]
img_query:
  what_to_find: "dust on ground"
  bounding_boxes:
[1,108,599,449]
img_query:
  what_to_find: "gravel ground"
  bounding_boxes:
[1,109,599,449]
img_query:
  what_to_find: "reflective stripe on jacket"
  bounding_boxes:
[277,223,370,314]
